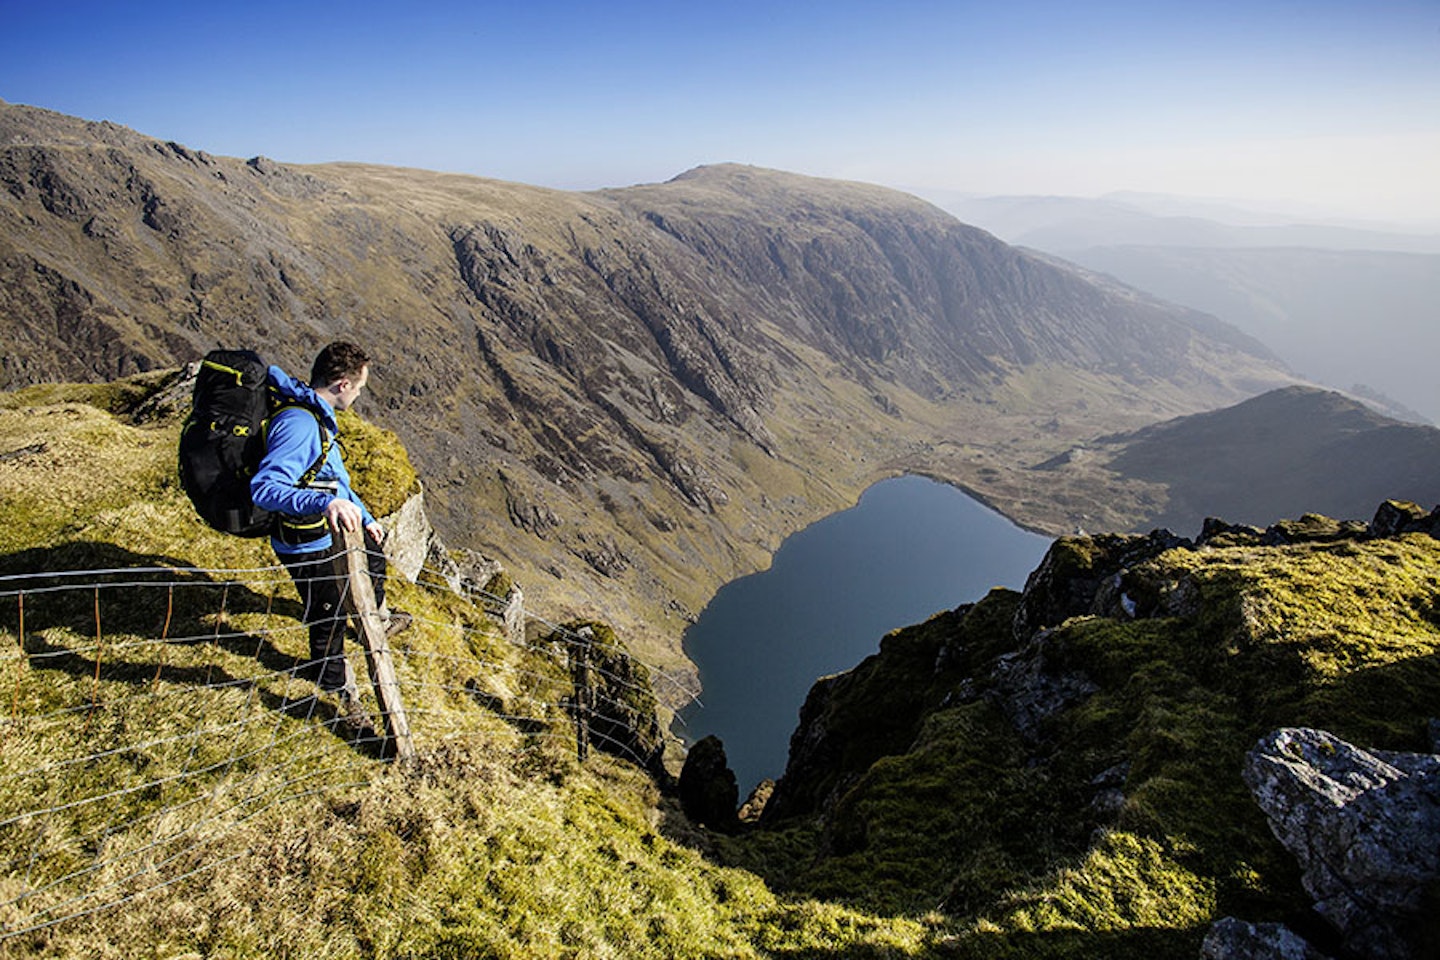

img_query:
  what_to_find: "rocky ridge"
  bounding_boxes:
[682,499,1440,955]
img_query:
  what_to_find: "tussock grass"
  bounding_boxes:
[335,409,420,520]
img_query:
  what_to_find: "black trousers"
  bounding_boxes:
[279,528,387,692]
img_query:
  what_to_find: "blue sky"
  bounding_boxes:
[2,0,1437,220]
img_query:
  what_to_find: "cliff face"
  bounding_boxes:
[606,166,1277,396]
[734,501,1440,956]
[0,100,1297,675]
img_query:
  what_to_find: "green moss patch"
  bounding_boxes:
[336,409,420,519]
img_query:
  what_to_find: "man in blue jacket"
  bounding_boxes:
[250,341,408,731]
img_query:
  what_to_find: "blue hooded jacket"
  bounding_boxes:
[249,365,376,556]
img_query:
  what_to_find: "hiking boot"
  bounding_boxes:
[333,688,373,737]
[384,608,413,639]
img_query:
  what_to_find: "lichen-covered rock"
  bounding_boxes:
[987,631,1098,743]
[1200,917,1333,960]
[1260,514,1368,546]
[379,486,437,583]
[737,778,774,823]
[1369,499,1438,538]
[1242,728,1440,960]
[1012,529,1190,637]
[1198,517,1265,546]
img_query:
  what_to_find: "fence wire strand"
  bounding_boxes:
[0,547,688,943]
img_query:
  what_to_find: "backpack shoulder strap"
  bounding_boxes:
[265,396,336,489]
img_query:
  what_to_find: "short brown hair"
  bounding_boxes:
[310,341,370,388]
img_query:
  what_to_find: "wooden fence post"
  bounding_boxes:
[569,629,592,762]
[335,526,415,760]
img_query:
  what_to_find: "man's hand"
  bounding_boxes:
[366,521,385,544]
[324,498,364,533]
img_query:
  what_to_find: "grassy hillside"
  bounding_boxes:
[3,371,1437,958]
[1093,386,1440,534]
[0,372,939,958]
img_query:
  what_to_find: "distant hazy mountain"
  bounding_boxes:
[1094,386,1440,534]
[925,191,1440,254]
[922,191,1440,424]
[1064,245,1440,424]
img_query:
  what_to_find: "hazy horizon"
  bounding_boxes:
[2,0,1437,224]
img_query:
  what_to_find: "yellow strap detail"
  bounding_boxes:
[280,518,327,531]
[201,359,245,386]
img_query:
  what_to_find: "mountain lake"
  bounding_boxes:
[679,474,1054,795]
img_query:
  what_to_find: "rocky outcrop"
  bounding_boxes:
[987,634,1100,744]
[763,526,1204,824]
[737,778,774,823]
[380,486,441,583]
[1203,728,1440,960]
[1014,500,1440,648]
[761,672,855,822]
[750,499,1440,937]
[567,622,667,777]
[1011,529,1192,637]
[1200,918,1333,960]
[420,543,526,646]
[1370,498,1440,538]
[678,735,740,832]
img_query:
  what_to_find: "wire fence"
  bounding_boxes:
[0,542,689,944]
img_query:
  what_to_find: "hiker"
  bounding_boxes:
[250,341,410,730]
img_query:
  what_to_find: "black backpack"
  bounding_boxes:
[178,349,331,537]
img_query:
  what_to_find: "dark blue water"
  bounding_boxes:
[679,475,1051,794]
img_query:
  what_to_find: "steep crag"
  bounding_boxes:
[706,500,1440,957]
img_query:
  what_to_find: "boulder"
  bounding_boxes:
[679,735,740,832]
[1242,728,1440,960]
[1260,515,1367,546]
[379,485,437,583]
[1198,517,1265,546]
[1200,917,1333,960]
[1370,499,1437,538]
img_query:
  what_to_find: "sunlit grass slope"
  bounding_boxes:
[0,371,940,958]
